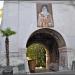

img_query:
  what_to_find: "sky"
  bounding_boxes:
[0,1,4,9]
[0,1,4,24]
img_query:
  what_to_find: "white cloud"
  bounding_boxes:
[0,1,4,9]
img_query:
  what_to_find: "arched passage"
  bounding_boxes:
[26,28,67,72]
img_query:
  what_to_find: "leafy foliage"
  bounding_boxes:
[37,47,46,67]
[26,44,37,60]
[26,43,46,67]
[0,27,16,37]
[0,27,16,66]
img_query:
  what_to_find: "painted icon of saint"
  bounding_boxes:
[38,5,53,27]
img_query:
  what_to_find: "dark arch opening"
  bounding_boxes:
[26,28,66,48]
[26,28,66,72]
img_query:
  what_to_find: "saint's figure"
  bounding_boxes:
[38,5,53,27]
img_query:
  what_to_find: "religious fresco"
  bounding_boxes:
[37,3,54,28]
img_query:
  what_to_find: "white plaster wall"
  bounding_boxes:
[18,2,37,49]
[2,2,19,52]
[52,4,75,68]
[53,4,75,47]
[1,1,75,69]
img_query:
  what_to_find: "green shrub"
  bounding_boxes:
[26,43,46,67]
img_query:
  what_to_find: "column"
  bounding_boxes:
[46,49,50,70]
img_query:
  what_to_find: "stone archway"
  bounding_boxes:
[26,28,67,71]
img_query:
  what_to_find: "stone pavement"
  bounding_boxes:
[27,71,75,75]
[0,68,75,75]
[1,71,74,75]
